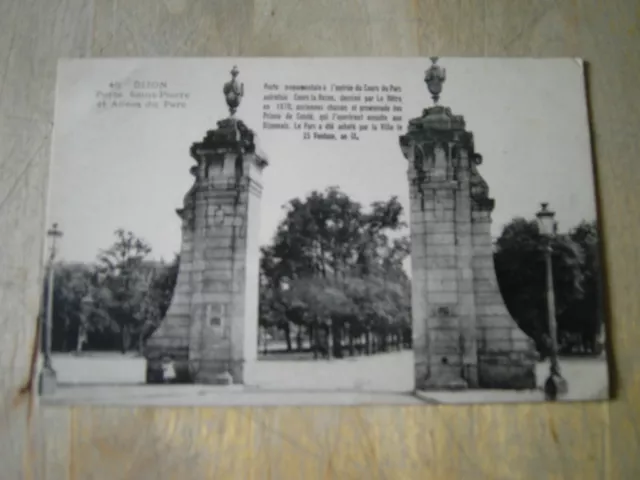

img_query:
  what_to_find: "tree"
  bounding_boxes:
[258,264,290,352]
[138,254,180,350]
[286,275,356,358]
[48,248,179,353]
[154,254,179,319]
[558,220,603,352]
[49,263,93,352]
[494,218,585,353]
[93,229,152,353]
[259,186,412,359]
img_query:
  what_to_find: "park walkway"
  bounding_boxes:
[43,351,608,406]
[246,351,414,392]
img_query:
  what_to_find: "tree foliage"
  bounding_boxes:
[48,193,603,359]
[557,220,603,351]
[50,230,178,353]
[494,217,602,354]
[91,229,153,352]
[259,186,412,357]
[49,263,94,351]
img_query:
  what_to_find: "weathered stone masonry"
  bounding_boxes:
[145,67,267,384]
[400,59,537,390]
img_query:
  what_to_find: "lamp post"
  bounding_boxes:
[535,203,568,400]
[39,222,63,395]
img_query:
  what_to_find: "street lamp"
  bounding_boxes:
[39,222,63,395]
[535,203,568,400]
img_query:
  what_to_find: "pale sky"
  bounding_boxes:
[48,57,597,264]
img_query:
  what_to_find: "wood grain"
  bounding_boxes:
[1,0,639,478]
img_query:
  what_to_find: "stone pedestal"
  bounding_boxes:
[400,105,537,390]
[39,366,57,395]
[146,117,267,385]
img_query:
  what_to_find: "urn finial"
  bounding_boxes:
[223,65,244,116]
[425,57,446,104]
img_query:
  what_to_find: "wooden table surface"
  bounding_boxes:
[1,1,639,478]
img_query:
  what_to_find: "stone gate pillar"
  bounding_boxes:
[146,66,268,384]
[400,58,537,390]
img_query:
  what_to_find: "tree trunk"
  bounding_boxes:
[120,326,128,354]
[62,318,69,352]
[311,323,318,360]
[138,330,145,355]
[331,319,343,359]
[306,324,312,348]
[348,331,354,356]
[283,322,292,352]
[76,324,84,354]
[262,327,268,355]
[296,327,303,351]
[365,330,371,355]
[319,242,327,278]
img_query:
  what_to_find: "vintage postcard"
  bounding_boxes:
[37,57,609,406]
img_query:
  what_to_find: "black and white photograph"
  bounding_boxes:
[37,57,609,406]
